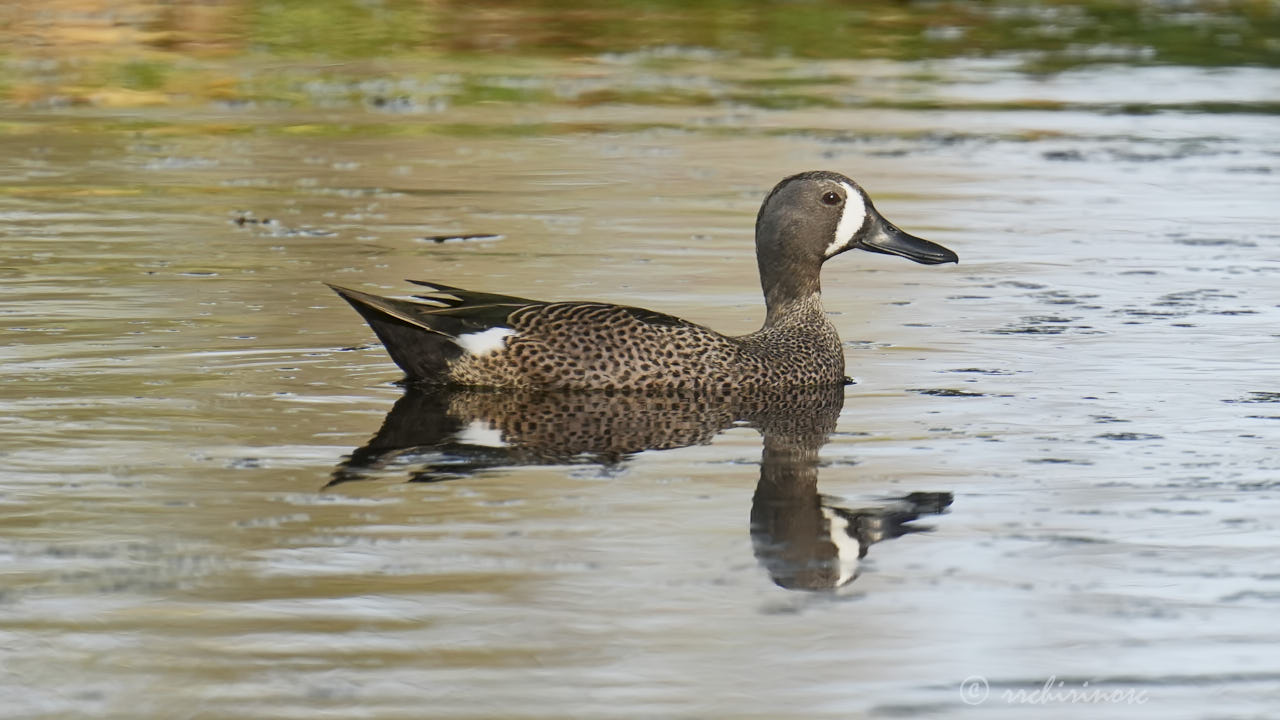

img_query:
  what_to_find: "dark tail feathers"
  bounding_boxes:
[327,284,462,381]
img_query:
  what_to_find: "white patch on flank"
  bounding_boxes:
[823,181,868,258]
[456,326,515,356]
[822,507,862,587]
[457,420,507,448]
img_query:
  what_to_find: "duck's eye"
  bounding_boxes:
[821,191,842,206]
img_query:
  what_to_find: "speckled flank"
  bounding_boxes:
[447,295,844,390]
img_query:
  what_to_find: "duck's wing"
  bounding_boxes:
[327,283,508,336]
[405,279,542,308]
[527,302,698,329]
[408,280,694,329]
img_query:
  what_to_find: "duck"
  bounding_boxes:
[328,170,958,390]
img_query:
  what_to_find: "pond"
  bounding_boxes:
[1,2,1279,717]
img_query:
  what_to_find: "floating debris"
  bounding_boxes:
[1095,432,1164,441]
[232,214,275,226]
[1225,392,1280,404]
[944,368,1014,375]
[1171,237,1257,248]
[417,234,504,244]
[231,213,336,237]
[908,388,986,398]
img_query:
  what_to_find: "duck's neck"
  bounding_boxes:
[762,292,829,333]
[761,274,826,328]
[756,226,825,328]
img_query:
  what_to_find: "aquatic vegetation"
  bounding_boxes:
[1,0,1277,109]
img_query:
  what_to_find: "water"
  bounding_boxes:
[2,5,1280,718]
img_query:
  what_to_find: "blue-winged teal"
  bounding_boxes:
[329,170,958,390]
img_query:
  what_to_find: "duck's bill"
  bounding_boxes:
[857,212,958,265]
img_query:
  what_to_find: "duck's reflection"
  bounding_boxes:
[334,385,951,592]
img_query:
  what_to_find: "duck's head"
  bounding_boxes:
[754,171,958,310]
[757,170,958,266]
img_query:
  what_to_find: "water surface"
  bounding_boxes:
[2,3,1279,718]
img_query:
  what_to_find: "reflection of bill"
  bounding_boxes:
[333,384,952,593]
[750,433,952,591]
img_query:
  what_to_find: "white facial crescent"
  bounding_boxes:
[824,182,868,258]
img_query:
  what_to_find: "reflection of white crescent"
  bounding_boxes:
[457,419,507,448]
[821,507,862,586]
